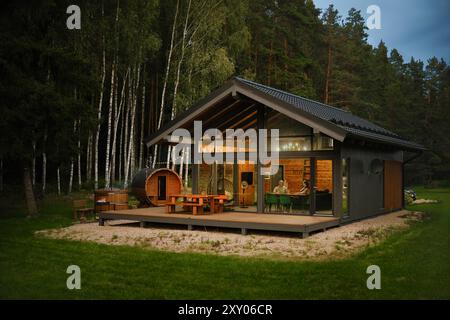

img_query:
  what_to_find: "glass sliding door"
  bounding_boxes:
[313,159,334,215]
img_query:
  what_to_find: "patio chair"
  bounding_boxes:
[279,195,292,213]
[73,199,94,223]
[265,193,278,213]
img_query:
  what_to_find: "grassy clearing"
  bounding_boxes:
[0,187,449,299]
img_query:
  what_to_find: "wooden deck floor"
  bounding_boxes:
[98,207,340,237]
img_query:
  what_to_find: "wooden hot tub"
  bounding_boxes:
[94,188,129,213]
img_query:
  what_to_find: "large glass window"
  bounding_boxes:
[313,134,334,150]
[263,158,311,214]
[314,160,333,214]
[273,137,312,152]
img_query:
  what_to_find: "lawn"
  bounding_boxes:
[0,187,449,299]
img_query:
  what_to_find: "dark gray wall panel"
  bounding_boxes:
[341,145,403,221]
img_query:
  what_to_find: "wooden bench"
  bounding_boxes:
[165,202,204,214]
[73,199,94,223]
[181,203,204,215]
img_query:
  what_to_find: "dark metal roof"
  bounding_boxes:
[235,77,425,151]
[145,77,425,151]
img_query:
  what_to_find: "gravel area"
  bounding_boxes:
[36,210,426,260]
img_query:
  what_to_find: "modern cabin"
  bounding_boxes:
[144,77,425,222]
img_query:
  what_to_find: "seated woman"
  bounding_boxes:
[294,180,310,195]
[273,180,288,194]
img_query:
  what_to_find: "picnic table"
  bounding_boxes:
[166,194,228,215]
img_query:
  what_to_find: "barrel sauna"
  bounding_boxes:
[131,168,182,207]
[94,188,129,213]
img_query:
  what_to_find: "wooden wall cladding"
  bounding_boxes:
[316,160,333,192]
[384,160,403,211]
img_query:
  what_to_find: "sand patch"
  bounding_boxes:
[36,210,426,260]
[412,199,438,204]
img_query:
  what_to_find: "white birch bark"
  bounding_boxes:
[110,68,128,184]
[68,120,76,193]
[95,7,107,190]
[105,0,121,189]
[77,119,82,189]
[167,0,192,170]
[57,166,61,196]
[86,132,92,182]
[105,58,116,189]
[123,72,131,183]
[124,65,140,187]
[138,77,146,169]
[152,0,180,168]
[126,65,141,186]
[118,102,125,183]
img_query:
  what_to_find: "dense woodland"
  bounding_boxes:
[1,0,449,201]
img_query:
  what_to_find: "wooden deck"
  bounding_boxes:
[98,207,340,237]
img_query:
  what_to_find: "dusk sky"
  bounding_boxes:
[313,0,450,63]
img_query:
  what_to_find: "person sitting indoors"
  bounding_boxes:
[294,180,310,195]
[273,180,288,194]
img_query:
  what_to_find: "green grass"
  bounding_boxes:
[0,187,449,299]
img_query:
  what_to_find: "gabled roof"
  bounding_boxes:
[146,77,425,151]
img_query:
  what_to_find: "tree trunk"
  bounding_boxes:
[32,139,36,186]
[95,32,107,190]
[124,64,141,187]
[179,147,185,177]
[0,157,3,192]
[119,100,125,184]
[57,166,61,196]
[138,76,146,170]
[24,167,38,217]
[167,0,191,170]
[105,58,116,189]
[68,160,74,194]
[68,120,76,193]
[324,44,332,104]
[77,119,82,189]
[86,132,92,183]
[42,128,47,194]
[130,65,141,184]
[110,68,128,186]
[152,0,180,169]
[184,147,189,188]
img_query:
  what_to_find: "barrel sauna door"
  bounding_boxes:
[158,176,167,200]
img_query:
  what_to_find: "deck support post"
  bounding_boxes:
[188,224,193,231]
[256,105,266,213]
[233,156,239,206]
[140,221,146,228]
[191,144,199,194]
[241,228,248,235]
[302,232,309,238]
[99,218,105,226]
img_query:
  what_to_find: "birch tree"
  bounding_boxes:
[94,5,107,190]
[152,0,180,168]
